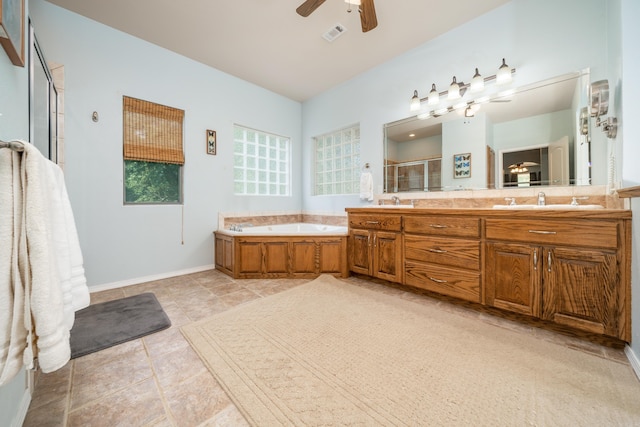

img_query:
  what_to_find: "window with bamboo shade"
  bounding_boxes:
[123,96,184,204]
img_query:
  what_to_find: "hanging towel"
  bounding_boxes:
[359,171,373,201]
[0,149,29,385]
[0,141,90,385]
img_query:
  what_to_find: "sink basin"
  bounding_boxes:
[492,204,604,210]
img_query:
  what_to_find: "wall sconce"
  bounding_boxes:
[409,58,515,114]
[590,80,617,139]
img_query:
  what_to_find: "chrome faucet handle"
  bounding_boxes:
[571,196,589,206]
[504,197,516,206]
[537,192,546,206]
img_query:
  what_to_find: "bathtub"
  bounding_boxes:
[214,223,348,279]
[223,222,348,235]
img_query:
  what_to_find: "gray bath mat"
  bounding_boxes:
[70,292,171,359]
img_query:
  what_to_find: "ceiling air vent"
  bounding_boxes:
[322,24,347,42]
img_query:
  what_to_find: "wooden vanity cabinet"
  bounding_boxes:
[348,214,403,283]
[403,215,481,303]
[485,217,627,340]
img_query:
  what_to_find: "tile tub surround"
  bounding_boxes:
[374,185,626,209]
[219,211,348,230]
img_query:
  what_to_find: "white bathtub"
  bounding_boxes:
[223,222,348,235]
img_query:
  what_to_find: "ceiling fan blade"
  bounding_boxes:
[296,0,326,17]
[359,0,378,32]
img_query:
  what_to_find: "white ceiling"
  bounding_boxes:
[45,0,510,102]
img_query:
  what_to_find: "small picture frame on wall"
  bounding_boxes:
[206,129,216,155]
[453,153,471,178]
[0,0,25,67]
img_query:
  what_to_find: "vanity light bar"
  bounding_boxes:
[410,59,516,112]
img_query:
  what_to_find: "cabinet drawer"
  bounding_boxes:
[349,214,402,231]
[405,261,480,303]
[404,216,480,238]
[404,235,480,270]
[485,218,618,249]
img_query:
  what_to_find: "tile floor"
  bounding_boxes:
[23,269,632,427]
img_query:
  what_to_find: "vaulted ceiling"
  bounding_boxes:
[45,0,510,101]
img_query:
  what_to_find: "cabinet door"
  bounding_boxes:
[291,240,316,274]
[349,229,371,275]
[237,241,263,275]
[372,230,402,283]
[542,247,619,337]
[263,241,289,275]
[318,239,347,276]
[485,242,541,317]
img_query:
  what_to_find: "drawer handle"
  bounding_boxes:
[428,248,447,254]
[428,276,448,284]
[430,224,448,229]
[528,230,557,235]
[366,221,380,225]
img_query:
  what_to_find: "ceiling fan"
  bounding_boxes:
[296,0,378,33]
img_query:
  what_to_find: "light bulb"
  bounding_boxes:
[496,58,512,85]
[428,84,439,106]
[410,90,421,111]
[448,76,461,100]
[470,68,484,93]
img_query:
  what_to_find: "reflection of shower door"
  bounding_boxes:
[397,163,424,191]
[549,136,569,186]
[396,158,441,192]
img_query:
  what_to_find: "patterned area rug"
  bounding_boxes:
[181,275,640,426]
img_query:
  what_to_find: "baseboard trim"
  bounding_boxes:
[89,264,215,293]
[625,345,640,381]
[12,388,31,427]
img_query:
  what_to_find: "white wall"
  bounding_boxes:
[301,0,612,211]
[29,0,302,287]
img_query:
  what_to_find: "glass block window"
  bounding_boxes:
[233,124,291,196]
[313,125,361,195]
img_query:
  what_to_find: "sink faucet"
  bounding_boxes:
[391,196,400,206]
[537,192,546,206]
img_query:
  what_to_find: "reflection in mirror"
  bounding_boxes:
[384,71,592,193]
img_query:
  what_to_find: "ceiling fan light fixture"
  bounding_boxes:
[410,90,421,111]
[428,84,440,106]
[496,58,512,85]
[448,76,461,100]
[470,68,484,93]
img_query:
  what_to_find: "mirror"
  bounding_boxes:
[384,71,592,192]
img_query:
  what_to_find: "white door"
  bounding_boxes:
[549,136,569,186]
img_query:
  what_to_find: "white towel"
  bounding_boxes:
[21,142,70,373]
[0,149,29,385]
[359,171,373,201]
[0,141,91,385]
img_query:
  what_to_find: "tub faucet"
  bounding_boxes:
[537,192,546,206]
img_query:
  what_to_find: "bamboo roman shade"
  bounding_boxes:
[123,96,185,165]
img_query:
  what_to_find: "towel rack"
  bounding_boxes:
[0,139,25,152]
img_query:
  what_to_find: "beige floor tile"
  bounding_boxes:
[163,371,234,427]
[25,272,635,427]
[23,394,68,427]
[68,378,165,427]
[217,288,261,307]
[27,362,72,411]
[151,344,207,388]
[70,346,153,409]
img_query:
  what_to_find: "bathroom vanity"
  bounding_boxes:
[346,207,632,344]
